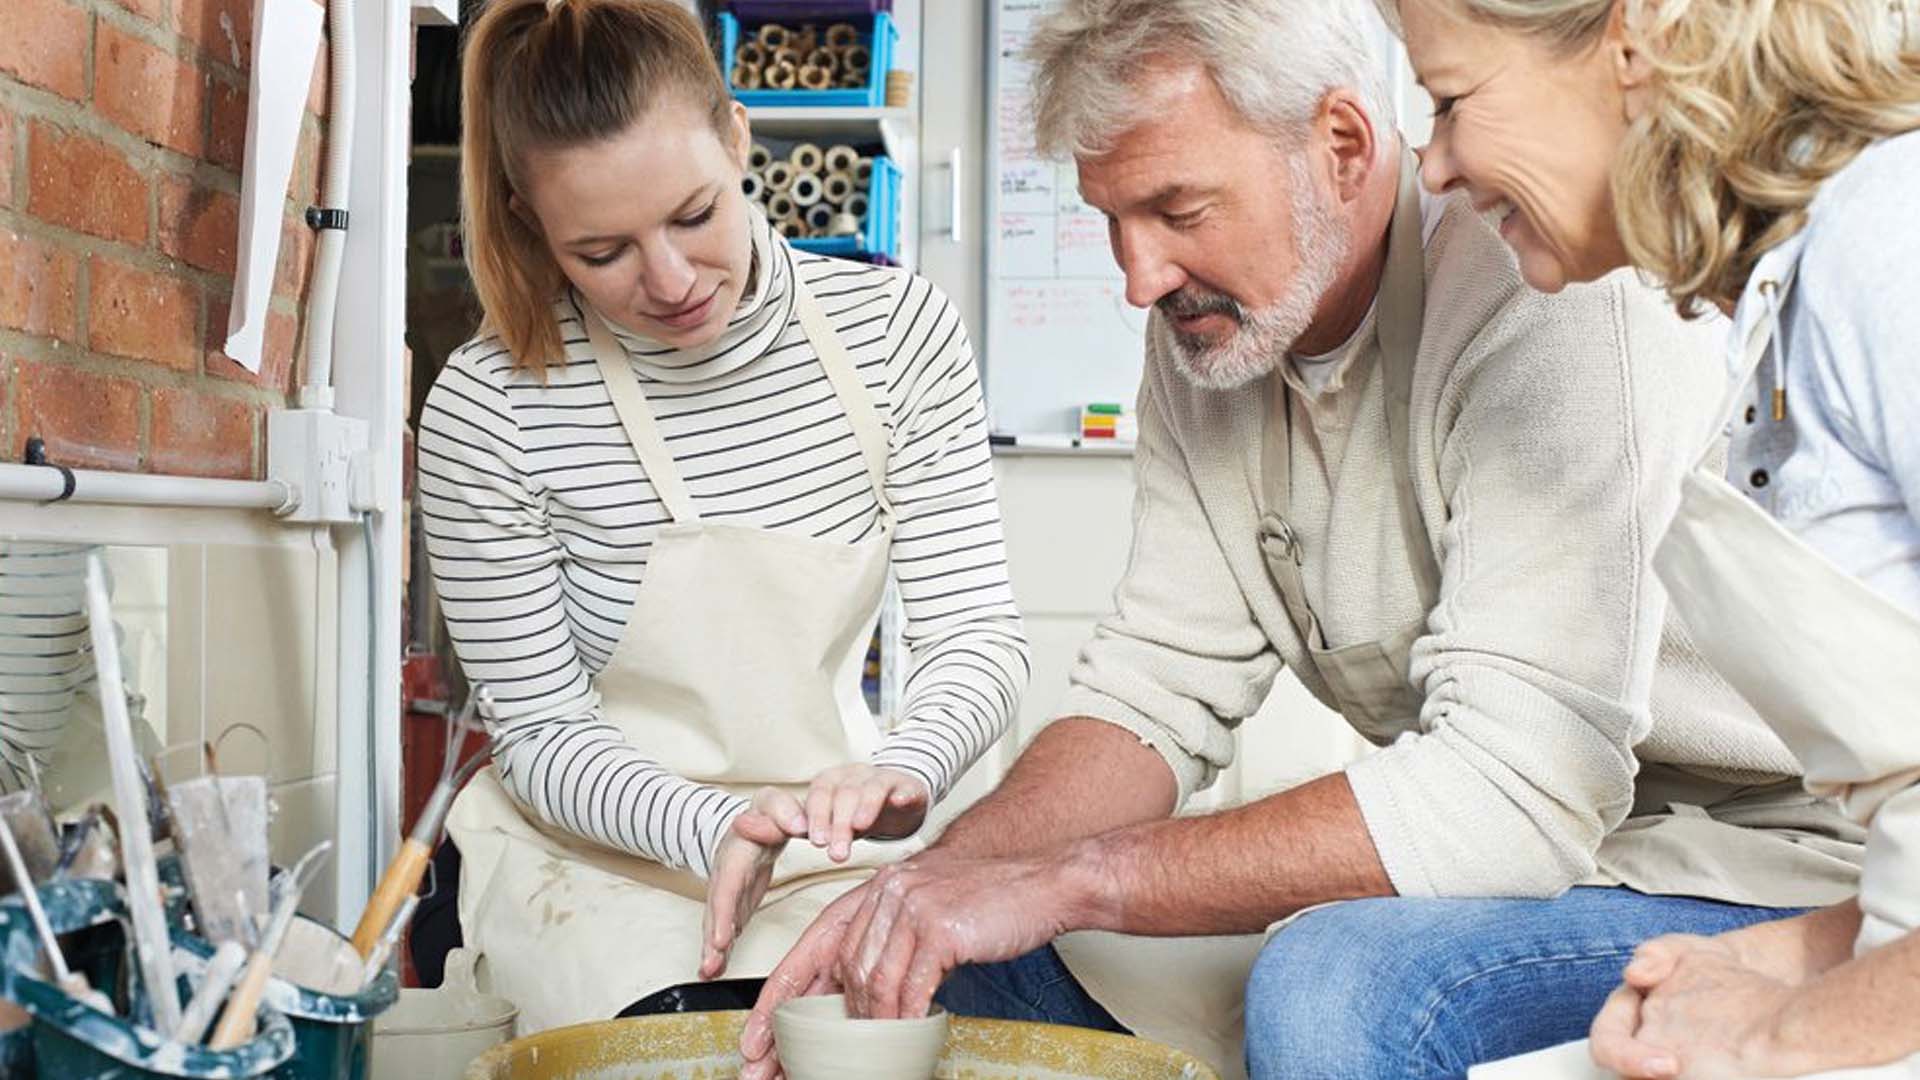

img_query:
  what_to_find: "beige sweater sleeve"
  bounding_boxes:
[1346,273,1724,898]
[1056,375,1284,798]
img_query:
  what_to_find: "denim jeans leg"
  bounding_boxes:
[1244,886,1805,1080]
[936,944,1128,1034]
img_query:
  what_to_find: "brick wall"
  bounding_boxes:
[0,0,330,480]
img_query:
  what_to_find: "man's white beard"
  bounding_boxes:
[1163,154,1350,391]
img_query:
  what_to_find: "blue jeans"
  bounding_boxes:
[937,888,1798,1080]
[937,944,1128,1034]
[1245,887,1801,1079]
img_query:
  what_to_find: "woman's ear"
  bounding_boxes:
[728,100,752,172]
[1606,0,1657,120]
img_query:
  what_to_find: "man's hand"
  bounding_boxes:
[701,787,809,980]
[739,885,867,1080]
[1589,934,1797,1079]
[804,763,930,861]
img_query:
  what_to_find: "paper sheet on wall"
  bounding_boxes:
[223,0,324,374]
[986,0,1149,436]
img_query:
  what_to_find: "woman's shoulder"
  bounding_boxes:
[1802,130,1920,268]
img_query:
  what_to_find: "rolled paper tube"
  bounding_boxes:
[742,172,764,202]
[843,44,870,73]
[789,172,824,207]
[755,23,789,49]
[805,203,835,231]
[764,60,798,90]
[772,46,802,69]
[748,143,773,171]
[789,142,824,173]
[805,47,838,73]
[791,26,818,54]
[767,193,796,221]
[732,64,762,90]
[798,64,831,90]
[827,212,861,237]
[838,68,866,89]
[777,218,805,240]
[824,21,858,49]
[824,145,860,174]
[764,161,795,191]
[845,193,868,219]
[735,42,766,70]
[823,171,855,203]
[854,158,873,188]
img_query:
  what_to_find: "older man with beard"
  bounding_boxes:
[735,1,1866,1078]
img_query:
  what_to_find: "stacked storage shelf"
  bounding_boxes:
[719,2,909,266]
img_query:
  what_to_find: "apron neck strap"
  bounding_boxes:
[1695,265,1798,472]
[791,280,896,523]
[582,299,702,524]
[1262,147,1440,606]
[581,275,896,528]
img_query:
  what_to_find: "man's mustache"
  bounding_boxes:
[1157,287,1244,324]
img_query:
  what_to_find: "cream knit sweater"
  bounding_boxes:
[1059,192,1862,907]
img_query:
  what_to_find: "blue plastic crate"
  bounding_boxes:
[790,154,901,261]
[721,11,896,108]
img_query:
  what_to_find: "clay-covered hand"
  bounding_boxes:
[1589,934,1797,1079]
[803,763,930,862]
[836,851,1081,1021]
[701,786,809,980]
[738,884,868,1080]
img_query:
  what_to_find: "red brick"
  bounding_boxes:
[150,385,254,478]
[88,257,199,370]
[0,0,88,101]
[0,231,81,342]
[273,212,312,302]
[171,0,251,70]
[292,121,323,209]
[0,110,14,208]
[113,0,168,24]
[208,79,247,173]
[27,124,150,246]
[205,294,295,392]
[11,359,143,471]
[157,176,238,275]
[96,25,210,156]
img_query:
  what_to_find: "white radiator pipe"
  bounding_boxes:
[0,463,295,512]
[299,0,358,407]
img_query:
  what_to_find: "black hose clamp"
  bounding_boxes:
[306,206,350,231]
[23,437,76,503]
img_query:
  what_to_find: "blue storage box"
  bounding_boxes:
[720,11,897,108]
[790,153,901,261]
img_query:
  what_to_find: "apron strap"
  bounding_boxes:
[791,278,896,524]
[1260,147,1441,612]
[1377,147,1441,611]
[1695,266,1798,472]
[581,299,702,525]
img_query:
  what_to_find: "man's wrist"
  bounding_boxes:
[1059,834,1125,933]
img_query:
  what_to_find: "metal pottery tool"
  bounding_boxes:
[349,684,492,957]
[208,839,332,1050]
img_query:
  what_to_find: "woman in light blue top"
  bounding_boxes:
[1381,0,1920,1075]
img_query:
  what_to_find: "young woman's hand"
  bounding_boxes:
[804,764,930,862]
[701,787,808,979]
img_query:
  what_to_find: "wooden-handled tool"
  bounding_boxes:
[349,685,492,958]
[208,840,331,1050]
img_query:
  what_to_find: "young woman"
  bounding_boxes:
[415,0,1027,1032]
[1385,0,1920,1074]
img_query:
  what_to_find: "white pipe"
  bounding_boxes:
[299,0,358,408]
[0,463,295,512]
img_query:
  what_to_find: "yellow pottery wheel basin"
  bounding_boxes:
[464,1011,1218,1080]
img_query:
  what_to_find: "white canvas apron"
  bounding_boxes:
[446,280,919,1034]
[1472,258,1920,1079]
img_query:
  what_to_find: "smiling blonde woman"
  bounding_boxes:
[1384,0,1920,1075]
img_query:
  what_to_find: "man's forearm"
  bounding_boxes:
[931,716,1179,859]
[1069,771,1394,937]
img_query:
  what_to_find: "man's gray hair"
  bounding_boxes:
[1028,0,1396,159]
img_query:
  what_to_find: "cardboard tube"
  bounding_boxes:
[767,192,796,222]
[805,203,835,231]
[790,142,824,173]
[828,212,861,237]
[755,23,789,49]
[764,61,798,90]
[764,161,795,191]
[749,142,772,171]
[846,192,869,220]
[824,21,858,49]
[735,42,766,69]
[798,64,831,90]
[732,64,761,90]
[824,144,860,174]
[789,172,823,207]
[805,47,838,73]
[823,171,856,203]
[742,172,764,203]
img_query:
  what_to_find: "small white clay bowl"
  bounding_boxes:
[774,994,949,1080]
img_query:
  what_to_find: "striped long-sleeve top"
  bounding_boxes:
[416,216,1029,877]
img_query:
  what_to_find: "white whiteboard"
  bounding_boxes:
[984,0,1150,437]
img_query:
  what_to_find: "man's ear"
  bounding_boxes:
[1318,88,1381,204]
